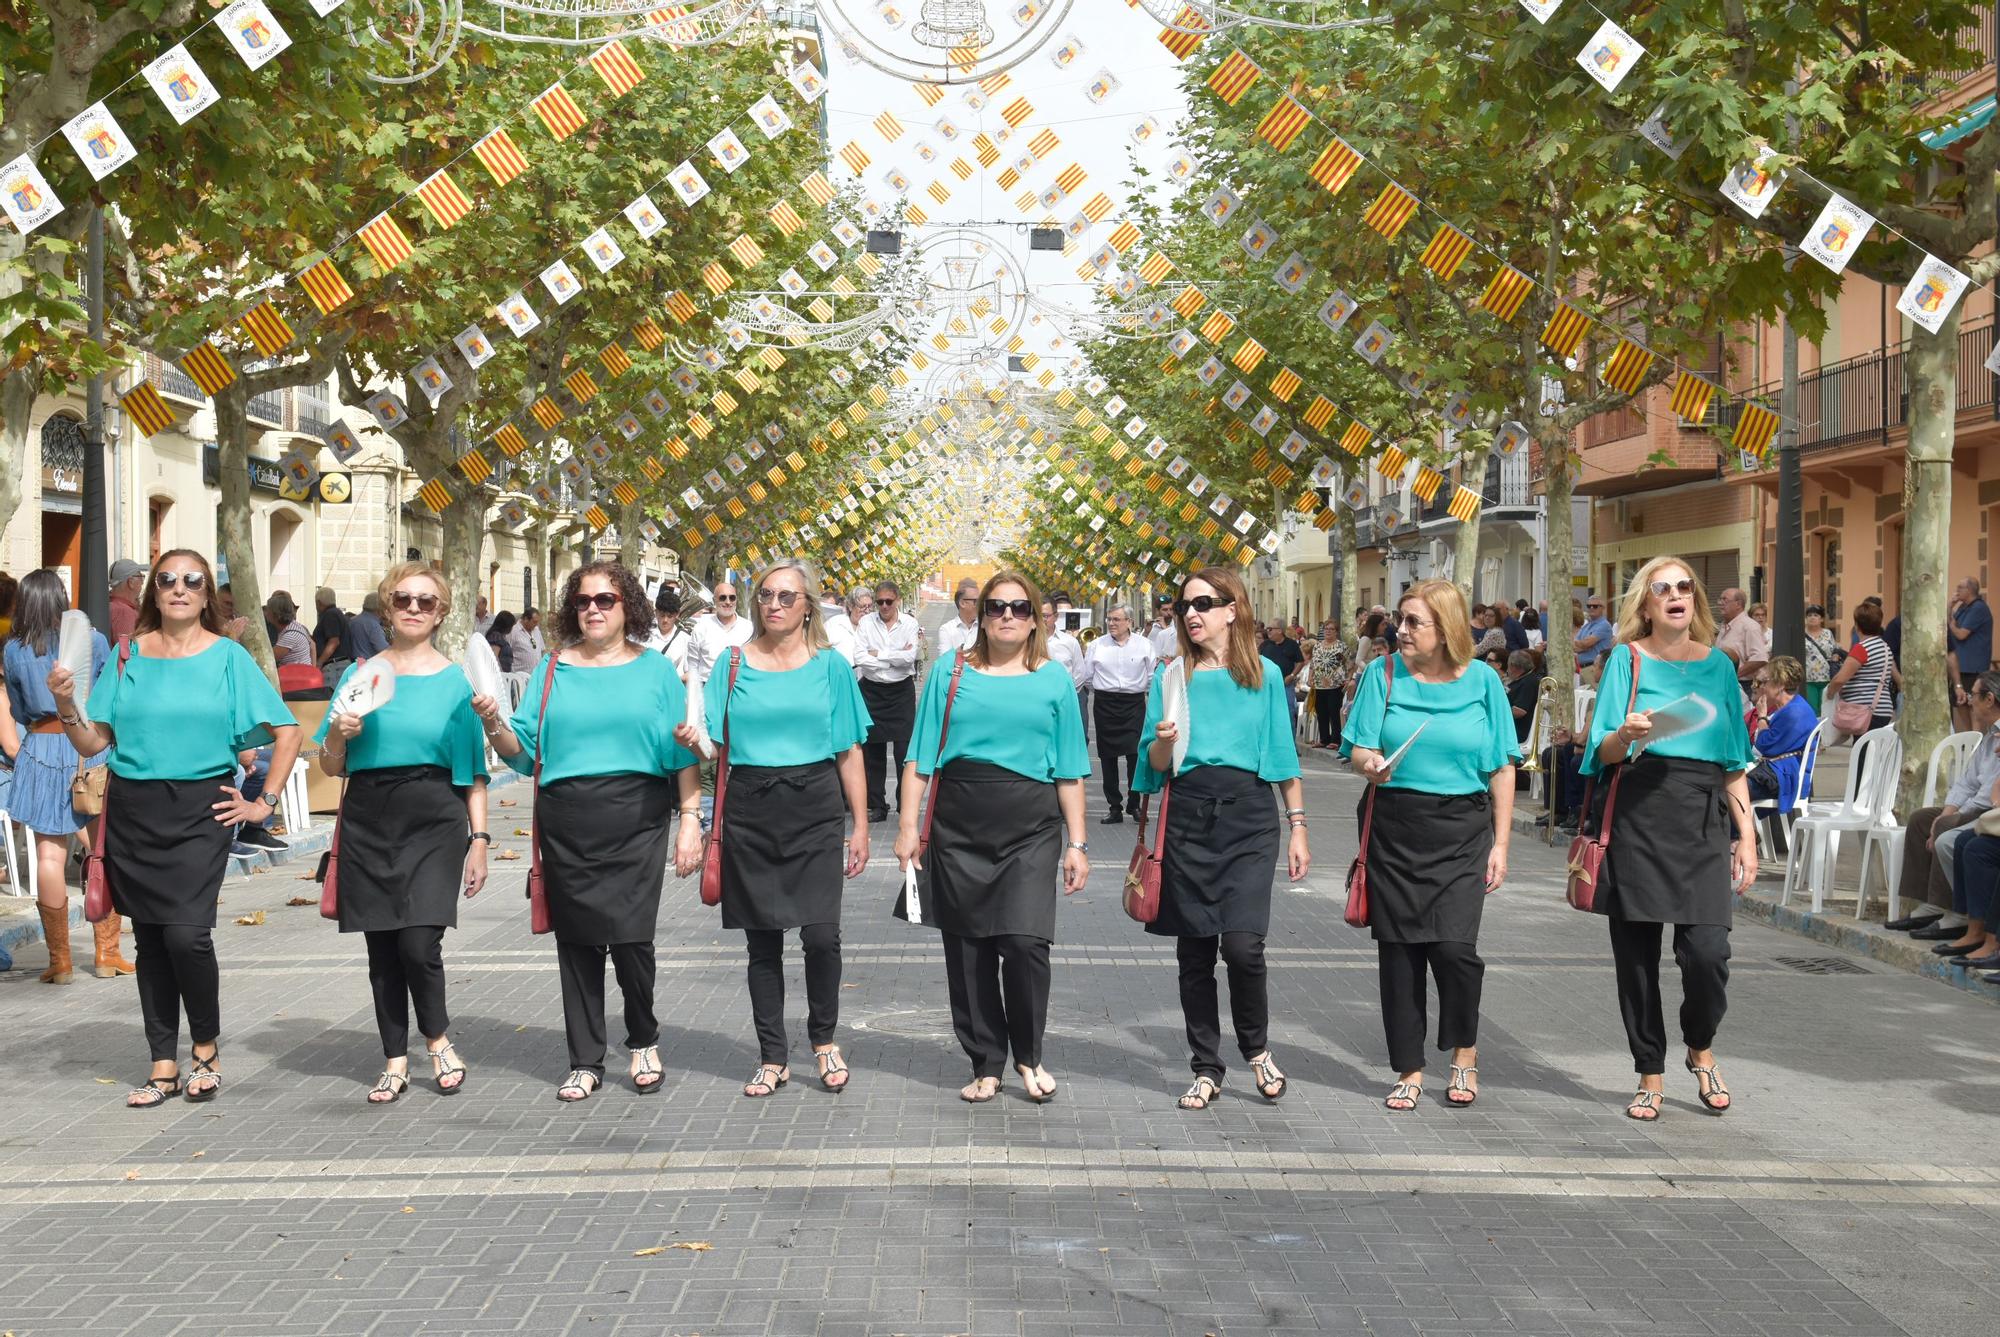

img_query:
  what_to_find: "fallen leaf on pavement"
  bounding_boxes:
[632,1246,666,1257]
[190,1151,205,1159]
[498,799,517,807]
[634,1242,712,1255]
[94,1077,116,1085]
[401,1206,415,1214]
[286,896,315,906]
[512,828,530,836]
[496,850,521,861]
[297,872,316,880]
[123,1170,140,1181]
[234,910,266,926]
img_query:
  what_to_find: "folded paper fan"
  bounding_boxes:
[1161,659,1191,775]
[57,610,96,706]
[683,665,716,760]
[462,632,507,705]
[331,656,398,719]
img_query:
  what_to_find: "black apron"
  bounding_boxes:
[1092,690,1148,754]
[719,759,846,931]
[896,760,1061,939]
[535,772,676,944]
[860,675,916,743]
[334,765,468,933]
[1148,765,1278,937]
[1598,755,1735,926]
[1357,789,1493,945]
[104,772,236,928]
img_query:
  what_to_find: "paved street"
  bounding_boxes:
[1,751,1995,1337]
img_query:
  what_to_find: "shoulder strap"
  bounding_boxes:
[527,653,560,887]
[1593,646,1643,837]
[1866,639,1891,709]
[1355,653,1395,863]
[710,647,743,831]
[917,652,968,849]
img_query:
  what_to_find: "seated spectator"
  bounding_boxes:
[267,591,313,665]
[485,610,517,673]
[1746,657,1818,852]
[1503,650,1542,745]
[1946,830,2000,977]
[1891,671,2000,935]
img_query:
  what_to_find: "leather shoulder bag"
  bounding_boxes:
[81,637,132,924]
[525,655,559,934]
[698,647,743,908]
[1342,651,1394,929]
[1565,647,1643,913]
[1123,663,1180,925]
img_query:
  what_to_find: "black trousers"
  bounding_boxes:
[1607,919,1730,1074]
[745,924,842,1063]
[1099,748,1139,813]
[555,940,658,1078]
[132,921,219,1063]
[860,678,915,812]
[1313,686,1345,747]
[940,931,1050,1078]
[1177,933,1268,1080]
[1377,940,1483,1075]
[364,926,449,1057]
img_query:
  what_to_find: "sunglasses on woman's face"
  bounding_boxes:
[985,598,1035,620]
[755,588,800,608]
[155,571,206,591]
[1648,579,1696,598]
[390,590,440,613]
[1173,595,1232,616]
[571,591,621,612]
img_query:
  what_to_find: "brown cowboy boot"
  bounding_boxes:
[37,904,73,984]
[93,913,136,977]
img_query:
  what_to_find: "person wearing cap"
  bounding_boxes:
[108,559,146,641]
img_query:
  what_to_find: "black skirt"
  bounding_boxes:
[105,772,237,928]
[536,772,677,945]
[1148,766,1278,938]
[860,676,917,742]
[719,759,845,931]
[896,760,1061,940]
[1598,756,1735,926]
[1092,690,1148,754]
[1357,789,1493,945]
[334,766,468,934]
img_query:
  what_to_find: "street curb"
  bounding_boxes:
[0,898,81,961]
[1734,888,2000,1003]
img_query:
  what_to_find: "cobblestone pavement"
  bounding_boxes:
[2,752,1996,1336]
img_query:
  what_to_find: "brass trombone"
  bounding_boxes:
[1519,675,1558,774]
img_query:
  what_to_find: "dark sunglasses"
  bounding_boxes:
[755,588,800,608]
[713,594,738,604]
[985,598,1035,619]
[1648,579,1696,597]
[571,592,622,612]
[876,597,898,606]
[154,570,206,591]
[390,590,440,613]
[1173,595,1233,616]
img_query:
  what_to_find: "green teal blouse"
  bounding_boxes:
[909,657,1089,783]
[1133,664,1301,794]
[85,637,290,780]
[704,648,871,767]
[313,664,490,787]
[1581,643,1756,777]
[503,651,698,784]
[1339,654,1521,795]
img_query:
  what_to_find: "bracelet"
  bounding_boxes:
[468,832,492,844]
[1066,840,1089,854]
[1288,819,1308,830]
[58,713,83,727]
[677,807,700,817]
[1283,807,1306,817]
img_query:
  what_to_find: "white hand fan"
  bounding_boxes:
[57,610,96,707]
[682,668,716,760]
[461,632,507,704]
[902,863,923,925]
[1162,660,1191,775]
[331,656,397,718]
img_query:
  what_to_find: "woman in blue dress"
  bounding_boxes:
[1582,555,1759,1121]
[4,568,118,983]
[317,562,493,1104]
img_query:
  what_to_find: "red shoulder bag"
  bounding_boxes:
[1123,667,1177,924]
[1565,648,1642,913]
[82,637,131,924]
[699,648,743,907]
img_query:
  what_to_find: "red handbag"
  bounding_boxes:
[526,656,558,934]
[1566,648,1642,913]
[1343,652,1394,928]
[699,648,743,908]
[1123,787,1168,923]
[81,637,130,925]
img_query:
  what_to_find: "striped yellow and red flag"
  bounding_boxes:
[456,449,492,486]
[1479,265,1533,323]
[978,70,1011,96]
[1670,371,1716,422]
[1447,487,1481,523]
[564,369,600,404]
[471,129,527,186]
[1418,224,1474,281]
[1306,137,1363,196]
[492,423,529,457]
[948,44,980,71]
[529,396,564,430]
[180,342,235,397]
[645,5,694,46]
[701,261,732,295]
[1081,191,1112,222]
[121,381,177,438]
[927,180,951,205]
[585,504,612,530]
[588,40,645,96]
[1735,402,1780,457]
[728,234,765,268]
[1302,395,1336,431]
[1600,338,1654,395]
[1159,5,1210,59]
[1256,96,1311,151]
[296,258,352,314]
[1054,163,1086,195]
[1269,367,1301,402]
[687,411,713,439]
[357,212,413,271]
[632,316,664,351]
[664,290,697,323]
[1107,221,1140,254]
[1208,49,1261,104]
[531,83,587,140]
[950,157,974,180]
[1028,128,1060,159]
[1231,337,1266,373]
[913,82,944,106]
[416,478,453,514]
[1411,466,1444,503]
[1539,302,1591,359]
[1199,310,1236,343]
[904,201,930,227]
[972,134,1000,168]
[599,343,632,378]
[838,141,871,173]
[639,455,665,481]
[872,111,903,142]
[801,171,836,207]
[1001,96,1034,128]
[1139,251,1174,284]
[416,169,472,229]
[1339,421,1373,455]
[1312,507,1336,532]
[1377,444,1409,480]
[768,199,805,236]
[1171,285,1206,318]
[1362,183,1420,240]
[610,480,640,508]
[239,301,293,357]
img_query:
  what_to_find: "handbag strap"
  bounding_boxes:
[1865,639,1891,711]
[1582,646,1645,839]
[1355,651,1396,865]
[917,651,967,849]
[86,636,132,868]
[709,647,743,837]
[1135,660,1186,850]
[527,653,559,884]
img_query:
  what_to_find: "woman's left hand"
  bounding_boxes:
[463,842,489,898]
[1061,846,1089,894]
[1485,842,1508,893]
[671,722,702,751]
[673,815,705,877]
[1731,840,1758,892]
[209,785,266,826]
[1286,824,1311,880]
[844,826,869,878]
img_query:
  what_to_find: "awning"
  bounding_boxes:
[1921,95,1995,152]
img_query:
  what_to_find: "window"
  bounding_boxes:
[148,497,171,562]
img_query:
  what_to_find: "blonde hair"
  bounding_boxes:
[376,561,452,624]
[971,570,1049,670]
[1400,579,1475,669]
[1616,554,1718,646]
[1175,566,1263,690]
[748,557,831,653]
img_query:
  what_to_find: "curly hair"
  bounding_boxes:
[553,560,656,647]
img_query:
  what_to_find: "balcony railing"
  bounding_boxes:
[246,389,285,426]
[153,359,202,403]
[297,393,333,439]
[1947,4,1999,81]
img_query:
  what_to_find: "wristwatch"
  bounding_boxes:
[258,791,280,809]
[1066,840,1089,854]
[469,831,493,845]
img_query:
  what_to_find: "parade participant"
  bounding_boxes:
[1343,580,1519,1111]
[824,588,870,665]
[1083,606,1155,824]
[685,579,753,683]
[479,561,704,1103]
[895,572,1089,1104]
[1136,568,1309,1111]
[1147,596,1180,663]
[855,581,923,823]
[51,550,302,1107]
[934,579,982,660]
[316,563,492,1103]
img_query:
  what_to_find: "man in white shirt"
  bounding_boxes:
[824,587,870,664]
[855,580,924,821]
[934,578,982,661]
[507,607,544,670]
[685,579,754,683]
[1146,596,1180,662]
[1085,607,1157,823]
[472,595,494,636]
[1045,594,1088,739]
[645,585,693,676]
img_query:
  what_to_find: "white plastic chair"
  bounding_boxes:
[278,757,313,837]
[0,810,35,899]
[1754,717,1827,863]
[1783,726,1903,913]
[1860,729,1981,921]
[1573,687,1597,734]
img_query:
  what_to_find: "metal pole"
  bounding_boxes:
[1774,308,1804,662]
[80,206,110,632]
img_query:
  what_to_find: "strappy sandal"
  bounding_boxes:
[368,1070,409,1105]
[1250,1054,1287,1102]
[1445,1065,1478,1107]
[1178,1075,1221,1110]
[815,1046,849,1093]
[1685,1059,1730,1113]
[127,1074,182,1109]
[1017,1065,1055,1104]
[960,1076,1000,1103]
[1625,1089,1663,1121]
[430,1043,467,1096]
[630,1045,663,1095]
[1384,1080,1421,1112]
[185,1049,222,1103]
[742,1064,789,1098]
[556,1070,600,1103]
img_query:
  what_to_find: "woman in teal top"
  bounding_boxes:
[1580,556,1758,1124]
[1134,566,1310,1113]
[703,558,871,1098]
[479,560,702,1104]
[315,562,492,1105]
[50,550,302,1109]
[1342,580,1519,1113]
[894,572,1090,1105]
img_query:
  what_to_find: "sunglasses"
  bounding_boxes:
[390,590,440,613]
[876,597,898,606]
[985,598,1035,619]
[1648,579,1696,598]
[571,592,622,612]
[1397,614,1433,630]
[755,588,800,608]
[154,570,206,591]
[1173,595,1233,616]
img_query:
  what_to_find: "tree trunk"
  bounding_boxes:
[1897,308,1958,815]
[617,499,643,566]
[529,526,551,611]
[1541,438,1577,727]
[1337,503,1359,622]
[1451,443,1491,606]
[438,495,485,652]
[212,389,276,684]
[0,365,33,547]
